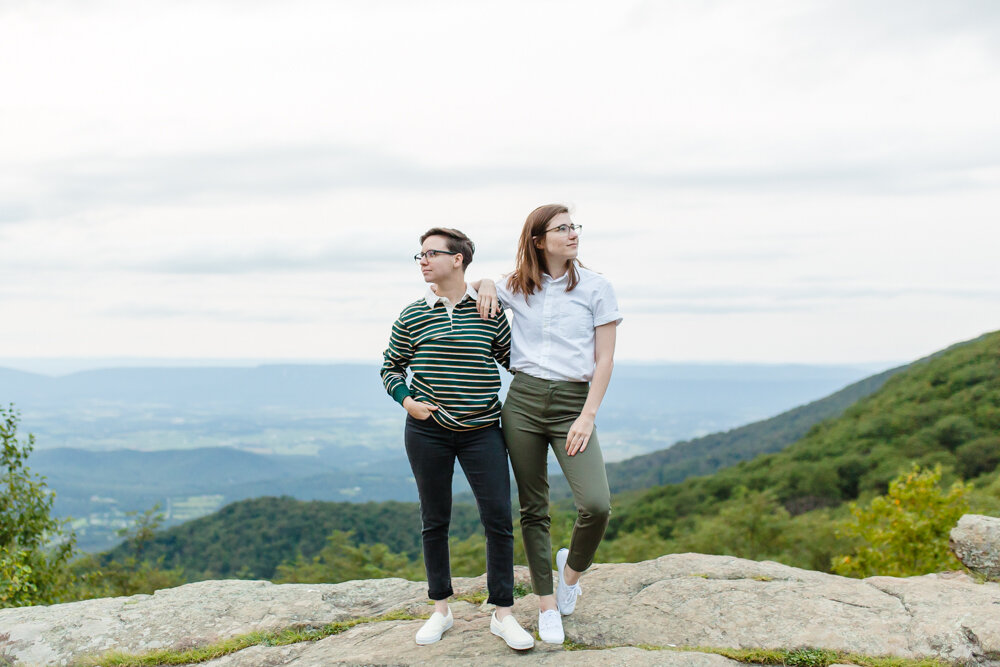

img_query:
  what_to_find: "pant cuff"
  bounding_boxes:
[428,586,454,601]
[566,553,592,574]
[530,575,553,597]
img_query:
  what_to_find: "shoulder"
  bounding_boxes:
[397,299,428,322]
[496,273,515,298]
[577,266,614,291]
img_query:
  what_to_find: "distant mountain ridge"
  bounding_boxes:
[549,363,905,498]
[610,329,1000,545]
[5,361,891,551]
[83,331,999,583]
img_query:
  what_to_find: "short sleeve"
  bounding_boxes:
[592,279,623,327]
[495,274,514,307]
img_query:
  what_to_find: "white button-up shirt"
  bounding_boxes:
[496,266,622,382]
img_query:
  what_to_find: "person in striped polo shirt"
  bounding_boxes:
[380,227,534,651]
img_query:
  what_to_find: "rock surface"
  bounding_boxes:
[2,554,1000,666]
[950,513,1000,579]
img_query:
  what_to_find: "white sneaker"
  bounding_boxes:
[490,611,535,650]
[556,548,582,615]
[538,609,564,644]
[415,607,453,645]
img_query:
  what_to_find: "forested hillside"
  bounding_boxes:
[551,364,903,498]
[103,497,485,580]
[90,331,1000,587]
[610,331,1000,543]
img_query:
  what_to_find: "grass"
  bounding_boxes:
[83,608,421,667]
[563,641,951,667]
[87,585,534,667]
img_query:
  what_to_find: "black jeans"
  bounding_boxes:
[404,415,514,607]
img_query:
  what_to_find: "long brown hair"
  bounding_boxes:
[506,204,581,296]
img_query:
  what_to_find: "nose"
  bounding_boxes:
[568,227,579,239]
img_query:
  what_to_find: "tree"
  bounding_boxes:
[671,488,792,561]
[274,530,421,584]
[72,505,186,599]
[832,464,969,578]
[1,405,76,606]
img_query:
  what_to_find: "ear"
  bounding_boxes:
[453,254,463,269]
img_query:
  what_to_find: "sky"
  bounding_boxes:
[1,0,998,367]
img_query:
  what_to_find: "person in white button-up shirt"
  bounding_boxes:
[475,204,622,644]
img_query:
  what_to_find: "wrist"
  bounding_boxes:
[393,385,413,406]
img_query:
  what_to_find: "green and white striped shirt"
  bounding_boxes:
[381,285,512,431]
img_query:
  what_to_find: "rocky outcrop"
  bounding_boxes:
[2,554,1000,666]
[951,514,1000,579]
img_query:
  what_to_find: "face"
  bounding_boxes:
[417,235,463,283]
[535,212,579,266]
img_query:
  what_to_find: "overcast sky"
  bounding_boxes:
[1,0,998,367]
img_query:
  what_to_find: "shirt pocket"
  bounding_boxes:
[558,297,594,340]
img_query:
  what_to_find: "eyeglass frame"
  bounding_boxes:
[413,249,460,262]
[537,223,583,237]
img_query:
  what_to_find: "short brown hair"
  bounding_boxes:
[420,227,475,271]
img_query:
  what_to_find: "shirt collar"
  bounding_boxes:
[542,272,569,284]
[424,283,478,309]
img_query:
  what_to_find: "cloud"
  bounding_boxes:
[100,303,319,323]
[126,245,399,275]
[626,283,1000,315]
[3,143,999,226]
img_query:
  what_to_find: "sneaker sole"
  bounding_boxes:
[416,618,453,645]
[491,627,534,650]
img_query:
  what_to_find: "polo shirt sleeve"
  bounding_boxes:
[592,278,623,327]
[380,315,414,405]
[491,304,512,372]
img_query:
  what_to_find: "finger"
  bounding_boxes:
[426,404,438,411]
[490,298,498,319]
[578,434,591,453]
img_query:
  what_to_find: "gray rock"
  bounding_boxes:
[195,601,741,667]
[3,555,1000,666]
[950,513,1000,578]
[565,554,1000,664]
[0,572,526,667]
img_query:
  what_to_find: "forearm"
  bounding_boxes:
[581,356,613,418]
[580,322,617,418]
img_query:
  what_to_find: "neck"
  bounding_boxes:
[433,274,467,303]
[545,259,571,280]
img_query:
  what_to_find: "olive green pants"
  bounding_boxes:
[501,372,611,596]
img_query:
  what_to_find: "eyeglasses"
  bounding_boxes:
[541,224,582,235]
[413,249,459,262]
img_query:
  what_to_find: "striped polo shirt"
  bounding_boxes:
[381,285,512,431]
